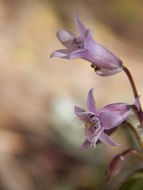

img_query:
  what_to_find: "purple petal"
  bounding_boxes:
[102,103,131,119]
[95,67,123,76]
[81,138,91,149]
[86,88,96,113]
[74,105,86,114]
[74,15,86,37]
[85,122,102,148]
[50,49,70,58]
[99,132,119,146]
[100,111,130,130]
[74,105,89,122]
[84,39,123,72]
[69,49,87,59]
[99,103,130,129]
[84,29,94,48]
[101,103,129,113]
[57,30,75,50]
[90,128,102,147]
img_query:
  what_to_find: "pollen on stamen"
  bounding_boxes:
[85,123,91,128]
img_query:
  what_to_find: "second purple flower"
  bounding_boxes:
[74,89,138,148]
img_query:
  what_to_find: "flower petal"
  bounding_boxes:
[74,105,89,122]
[99,103,130,129]
[57,30,75,49]
[86,88,96,113]
[85,120,102,148]
[95,66,123,76]
[81,138,91,149]
[69,49,87,59]
[74,105,86,114]
[99,111,128,130]
[90,128,102,147]
[101,103,129,113]
[84,40,123,74]
[84,29,94,46]
[50,49,70,58]
[74,15,86,37]
[99,132,119,146]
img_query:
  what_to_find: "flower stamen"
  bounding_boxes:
[72,38,84,48]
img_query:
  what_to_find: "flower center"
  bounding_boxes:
[72,38,84,49]
[85,115,101,130]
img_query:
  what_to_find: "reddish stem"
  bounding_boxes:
[123,66,142,121]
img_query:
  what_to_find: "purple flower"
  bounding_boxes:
[74,89,135,148]
[51,15,123,76]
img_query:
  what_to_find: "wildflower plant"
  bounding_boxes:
[51,15,143,189]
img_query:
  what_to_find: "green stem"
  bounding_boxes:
[126,121,143,149]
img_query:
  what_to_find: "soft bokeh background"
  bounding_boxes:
[0,0,143,189]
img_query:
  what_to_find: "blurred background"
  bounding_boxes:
[0,0,143,189]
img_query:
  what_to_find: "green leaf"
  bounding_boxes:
[118,169,143,190]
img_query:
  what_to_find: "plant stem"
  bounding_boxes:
[126,121,143,149]
[119,148,143,160]
[106,147,143,181]
[123,66,142,112]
